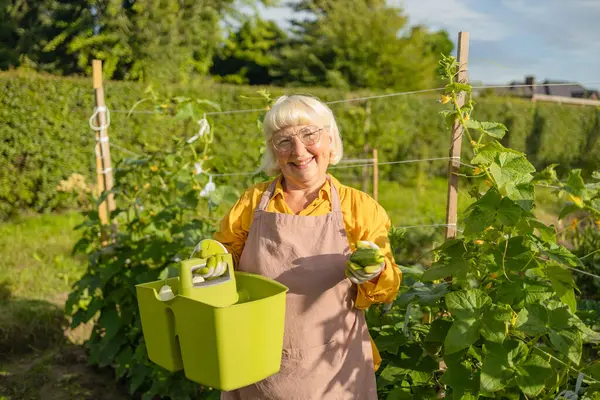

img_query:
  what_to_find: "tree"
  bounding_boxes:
[0,0,265,82]
[0,0,92,73]
[66,0,231,82]
[271,0,453,90]
[211,17,287,85]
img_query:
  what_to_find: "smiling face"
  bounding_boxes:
[273,124,332,188]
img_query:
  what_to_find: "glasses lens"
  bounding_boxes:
[300,128,321,146]
[273,137,292,152]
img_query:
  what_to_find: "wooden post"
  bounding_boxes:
[445,32,470,239]
[92,59,116,243]
[372,149,378,202]
[361,100,371,193]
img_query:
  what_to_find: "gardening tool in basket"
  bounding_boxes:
[135,239,289,391]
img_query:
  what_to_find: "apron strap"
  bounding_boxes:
[328,177,342,212]
[257,178,279,211]
[257,175,343,212]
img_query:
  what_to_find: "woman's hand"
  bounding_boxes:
[345,241,385,284]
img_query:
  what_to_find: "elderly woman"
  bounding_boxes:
[213,95,401,399]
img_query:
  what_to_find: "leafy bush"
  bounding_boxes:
[368,56,600,399]
[2,71,600,219]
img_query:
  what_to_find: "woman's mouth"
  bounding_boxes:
[290,157,314,170]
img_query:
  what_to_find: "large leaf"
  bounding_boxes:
[480,304,513,343]
[374,333,402,355]
[465,120,508,139]
[463,189,502,236]
[545,265,577,312]
[480,341,513,392]
[514,354,553,397]
[446,289,492,320]
[445,318,481,354]
[515,304,548,336]
[549,329,582,365]
[442,349,480,396]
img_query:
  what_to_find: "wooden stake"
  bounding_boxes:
[361,100,372,193]
[445,32,470,239]
[372,148,378,202]
[92,59,116,243]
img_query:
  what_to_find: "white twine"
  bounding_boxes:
[187,117,210,144]
[200,175,216,198]
[89,106,111,131]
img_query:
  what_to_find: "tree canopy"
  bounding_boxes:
[1,0,453,89]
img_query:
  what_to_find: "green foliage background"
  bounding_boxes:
[2,71,600,219]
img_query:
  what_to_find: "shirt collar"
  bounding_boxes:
[273,174,337,201]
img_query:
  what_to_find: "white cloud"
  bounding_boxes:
[395,0,509,41]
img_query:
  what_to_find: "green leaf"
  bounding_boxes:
[395,282,448,306]
[565,169,587,198]
[480,341,513,392]
[495,281,526,309]
[446,289,492,320]
[514,354,553,397]
[543,243,582,268]
[374,333,401,355]
[549,329,582,364]
[558,203,581,220]
[545,265,577,312]
[515,304,548,335]
[97,309,122,341]
[496,197,523,226]
[442,349,480,396]
[528,219,557,243]
[463,189,502,236]
[446,82,472,94]
[533,164,559,184]
[478,121,508,139]
[399,264,424,278]
[425,318,452,343]
[421,262,468,282]
[523,282,554,305]
[445,318,481,354]
[471,141,526,166]
[378,363,408,386]
[481,304,513,343]
[385,387,413,400]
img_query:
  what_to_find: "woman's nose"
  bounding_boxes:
[290,136,307,155]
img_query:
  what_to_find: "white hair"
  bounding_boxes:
[259,95,344,176]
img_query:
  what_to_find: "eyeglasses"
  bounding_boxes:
[271,127,323,153]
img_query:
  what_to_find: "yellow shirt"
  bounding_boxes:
[213,174,402,370]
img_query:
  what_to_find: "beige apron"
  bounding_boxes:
[221,177,378,400]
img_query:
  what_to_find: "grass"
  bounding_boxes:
[0,212,129,400]
[0,212,87,301]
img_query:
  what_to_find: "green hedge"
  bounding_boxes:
[1,71,599,219]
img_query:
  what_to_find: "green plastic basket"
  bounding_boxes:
[135,255,288,391]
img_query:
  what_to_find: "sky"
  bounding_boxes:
[254,0,600,90]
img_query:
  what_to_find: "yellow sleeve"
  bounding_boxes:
[354,201,402,310]
[212,185,260,267]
